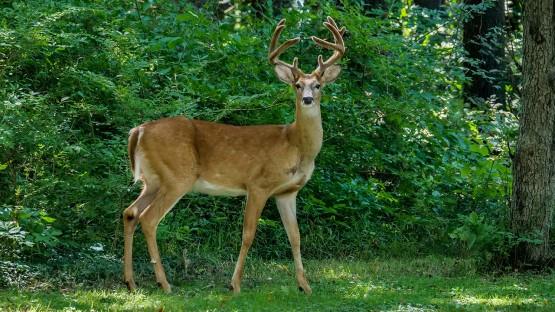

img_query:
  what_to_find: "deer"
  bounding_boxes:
[123,16,346,294]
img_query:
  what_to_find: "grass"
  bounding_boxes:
[0,257,553,311]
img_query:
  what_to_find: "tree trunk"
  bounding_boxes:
[414,0,443,9]
[510,0,555,268]
[462,0,506,107]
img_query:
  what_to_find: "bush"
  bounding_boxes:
[0,0,516,280]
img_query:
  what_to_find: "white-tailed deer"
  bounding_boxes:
[123,17,345,294]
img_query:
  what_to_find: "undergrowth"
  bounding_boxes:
[0,0,519,283]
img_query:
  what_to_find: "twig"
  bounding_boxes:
[134,0,145,29]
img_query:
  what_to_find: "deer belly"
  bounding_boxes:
[191,178,247,197]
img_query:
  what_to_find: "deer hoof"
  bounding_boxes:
[125,280,137,291]
[229,282,241,294]
[298,284,312,295]
[157,281,172,293]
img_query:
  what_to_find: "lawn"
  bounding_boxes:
[1,257,553,311]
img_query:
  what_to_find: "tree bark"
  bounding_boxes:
[462,0,506,107]
[414,0,443,9]
[510,0,555,267]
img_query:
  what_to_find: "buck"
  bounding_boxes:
[123,17,345,294]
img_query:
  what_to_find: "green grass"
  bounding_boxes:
[1,257,553,311]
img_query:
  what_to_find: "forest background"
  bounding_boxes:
[0,0,553,310]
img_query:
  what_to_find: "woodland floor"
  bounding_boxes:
[0,257,553,311]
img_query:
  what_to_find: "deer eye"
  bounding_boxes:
[315,84,321,89]
[295,83,301,89]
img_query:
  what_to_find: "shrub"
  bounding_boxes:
[0,0,516,277]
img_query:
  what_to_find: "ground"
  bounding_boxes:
[0,257,553,311]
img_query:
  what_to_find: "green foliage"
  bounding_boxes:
[449,212,512,262]
[451,212,496,252]
[0,206,61,250]
[0,0,519,284]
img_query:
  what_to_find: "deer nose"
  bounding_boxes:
[302,97,313,105]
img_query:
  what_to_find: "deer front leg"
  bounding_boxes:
[230,190,269,293]
[275,192,312,294]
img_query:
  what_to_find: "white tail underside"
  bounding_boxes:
[133,127,144,184]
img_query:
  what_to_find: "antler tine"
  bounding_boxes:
[326,16,346,36]
[311,16,346,76]
[269,37,301,63]
[268,19,303,77]
[326,16,339,31]
[269,19,286,56]
[313,21,345,52]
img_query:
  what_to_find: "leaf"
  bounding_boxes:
[8,226,21,234]
[166,37,183,49]
[467,233,477,250]
[176,11,198,22]
[41,215,56,223]
[49,228,62,236]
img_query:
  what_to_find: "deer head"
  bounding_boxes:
[268,17,346,108]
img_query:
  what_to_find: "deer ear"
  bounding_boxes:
[274,64,296,84]
[320,65,341,84]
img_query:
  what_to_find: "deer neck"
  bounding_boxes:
[289,99,323,161]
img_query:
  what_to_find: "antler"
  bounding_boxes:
[311,16,346,77]
[269,19,303,77]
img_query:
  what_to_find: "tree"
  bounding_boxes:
[509,0,555,267]
[462,0,506,107]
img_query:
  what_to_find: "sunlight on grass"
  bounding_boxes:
[382,304,436,312]
[344,281,387,299]
[450,286,550,309]
[454,295,533,305]
[1,258,553,311]
[319,265,360,280]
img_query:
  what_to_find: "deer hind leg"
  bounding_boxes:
[230,189,269,293]
[276,192,311,294]
[123,185,158,291]
[138,182,192,294]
